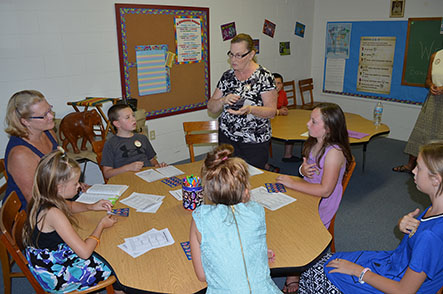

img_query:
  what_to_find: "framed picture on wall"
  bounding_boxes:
[390,0,405,18]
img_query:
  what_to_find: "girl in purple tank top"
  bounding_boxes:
[276,103,352,293]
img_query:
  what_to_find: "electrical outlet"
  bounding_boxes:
[149,130,156,140]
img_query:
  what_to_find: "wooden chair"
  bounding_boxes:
[183,121,218,162]
[0,158,7,196]
[283,80,297,108]
[91,140,108,183]
[1,159,26,294]
[328,157,356,253]
[134,109,148,136]
[298,78,322,110]
[0,192,116,293]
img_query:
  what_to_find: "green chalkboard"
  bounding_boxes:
[402,17,443,87]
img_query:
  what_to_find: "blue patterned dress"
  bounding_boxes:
[25,226,112,293]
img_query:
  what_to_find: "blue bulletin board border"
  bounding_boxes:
[323,21,428,105]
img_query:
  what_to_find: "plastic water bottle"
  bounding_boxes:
[373,101,383,126]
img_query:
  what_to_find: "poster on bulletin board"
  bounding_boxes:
[174,17,203,63]
[323,20,429,105]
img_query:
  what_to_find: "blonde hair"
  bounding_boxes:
[231,33,257,63]
[419,141,443,197]
[5,90,46,138]
[201,144,250,205]
[23,149,81,247]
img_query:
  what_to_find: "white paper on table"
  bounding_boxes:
[155,165,185,178]
[138,201,162,213]
[135,169,166,182]
[250,186,296,211]
[118,242,150,258]
[120,192,164,212]
[301,131,309,137]
[119,229,157,258]
[118,228,175,258]
[169,189,182,201]
[248,164,264,176]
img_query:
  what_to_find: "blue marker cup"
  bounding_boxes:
[182,184,203,211]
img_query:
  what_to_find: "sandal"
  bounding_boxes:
[283,281,299,294]
[267,164,280,173]
[392,165,413,174]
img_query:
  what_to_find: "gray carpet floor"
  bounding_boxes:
[1,137,428,293]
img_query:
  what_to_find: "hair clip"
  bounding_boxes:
[57,146,67,158]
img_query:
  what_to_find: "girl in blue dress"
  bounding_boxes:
[22,148,121,293]
[190,144,282,293]
[299,141,443,294]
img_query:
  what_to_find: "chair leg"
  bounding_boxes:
[0,242,12,294]
[106,283,115,294]
[330,238,336,253]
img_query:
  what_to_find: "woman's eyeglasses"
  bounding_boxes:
[227,50,251,59]
[29,105,54,119]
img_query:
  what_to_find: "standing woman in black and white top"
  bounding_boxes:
[207,33,277,169]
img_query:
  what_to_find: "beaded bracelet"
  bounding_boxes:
[87,235,100,247]
[359,267,371,284]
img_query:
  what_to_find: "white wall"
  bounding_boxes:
[312,0,443,141]
[0,0,314,167]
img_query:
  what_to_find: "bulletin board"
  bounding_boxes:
[322,20,428,105]
[115,4,210,119]
[402,17,443,87]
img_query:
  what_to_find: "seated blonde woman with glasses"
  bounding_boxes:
[4,90,59,209]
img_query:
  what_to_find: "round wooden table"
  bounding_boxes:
[271,109,390,170]
[75,162,331,293]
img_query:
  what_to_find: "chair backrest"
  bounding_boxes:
[0,158,7,196]
[91,140,108,183]
[0,192,46,293]
[342,158,356,192]
[298,78,315,106]
[134,109,148,136]
[328,157,356,253]
[183,121,219,162]
[283,80,296,107]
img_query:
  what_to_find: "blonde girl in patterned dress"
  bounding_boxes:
[22,148,122,293]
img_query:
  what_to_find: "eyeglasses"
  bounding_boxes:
[29,105,54,120]
[227,50,251,59]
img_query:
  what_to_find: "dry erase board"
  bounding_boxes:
[115,4,210,119]
[402,17,443,87]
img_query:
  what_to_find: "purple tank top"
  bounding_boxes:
[304,145,346,229]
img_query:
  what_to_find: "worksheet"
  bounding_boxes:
[250,186,296,211]
[136,169,166,182]
[120,192,164,213]
[248,164,264,176]
[118,228,174,258]
[156,165,185,178]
